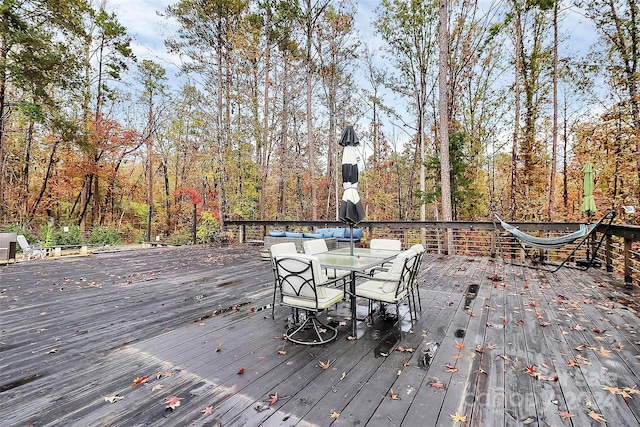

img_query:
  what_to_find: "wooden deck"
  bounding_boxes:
[2,244,640,426]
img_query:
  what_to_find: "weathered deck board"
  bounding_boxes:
[2,245,640,426]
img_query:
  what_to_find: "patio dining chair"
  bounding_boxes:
[355,249,419,337]
[274,254,345,345]
[407,244,425,312]
[303,239,350,287]
[16,235,46,261]
[367,238,402,273]
[269,242,297,318]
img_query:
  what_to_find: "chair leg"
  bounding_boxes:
[285,312,338,345]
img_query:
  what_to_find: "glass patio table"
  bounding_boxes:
[314,248,400,338]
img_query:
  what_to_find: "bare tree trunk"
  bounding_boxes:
[510,1,522,220]
[548,1,558,221]
[438,0,452,253]
[259,7,272,220]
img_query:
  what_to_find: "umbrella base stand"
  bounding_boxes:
[576,258,601,268]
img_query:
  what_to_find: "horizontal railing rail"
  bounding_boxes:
[225,219,640,288]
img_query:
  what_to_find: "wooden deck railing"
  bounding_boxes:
[225,219,640,288]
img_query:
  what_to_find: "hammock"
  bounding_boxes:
[495,215,597,250]
[493,210,615,272]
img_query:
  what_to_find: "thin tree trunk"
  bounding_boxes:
[510,1,522,220]
[548,1,558,221]
[438,0,452,252]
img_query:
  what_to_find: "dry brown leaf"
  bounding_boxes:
[454,341,465,350]
[330,410,340,419]
[132,376,149,387]
[165,396,183,410]
[266,392,279,405]
[319,359,331,369]
[151,384,163,391]
[599,346,612,357]
[389,389,400,400]
[450,411,467,422]
[445,363,458,373]
[558,410,575,420]
[588,410,606,422]
[103,395,124,403]
[201,406,213,414]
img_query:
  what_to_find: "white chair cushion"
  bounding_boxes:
[384,250,413,282]
[408,243,425,254]
[303,239,328,255]
[356,279,408,303]
[370,239,402,251]
[283,286,343,309]
[270,242,297,257]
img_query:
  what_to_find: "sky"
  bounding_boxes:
[105,0,381,87]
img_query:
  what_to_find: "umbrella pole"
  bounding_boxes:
[349,225,354,256]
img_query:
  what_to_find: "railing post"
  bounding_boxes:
[239,225,245,243]
[605,234,613,272]
[624,238,633,288]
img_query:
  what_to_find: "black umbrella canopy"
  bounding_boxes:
[338,126,365,227]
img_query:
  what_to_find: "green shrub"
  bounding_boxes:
[39,221,55,246]
[166,227,193,244]
[89,226,121,245]
[197,211,219,243]
[53,225,83,247]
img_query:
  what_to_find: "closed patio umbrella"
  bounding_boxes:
[580,161,597,266]
[338,126,365,255]
[581,162,596,218]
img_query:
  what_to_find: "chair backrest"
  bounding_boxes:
[269,242,297,278]
[16,235,30,251]
[275,254,327,301]
[379,250,418,295]
[370,238,402,251]
[303,239,328,255]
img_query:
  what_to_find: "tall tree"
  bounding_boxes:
[582,0,640,197]
[77,2,134,229]
[375,0,438,221]
[438,0,452,251]
[0,0,87,222]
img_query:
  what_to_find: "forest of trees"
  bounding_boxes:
[1,0,640,244]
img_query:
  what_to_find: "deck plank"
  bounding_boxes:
[2,245,640,426]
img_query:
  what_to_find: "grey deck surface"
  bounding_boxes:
[1,244,640,426]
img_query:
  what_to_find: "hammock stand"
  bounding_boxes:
[493,210,615,272]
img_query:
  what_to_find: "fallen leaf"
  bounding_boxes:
[599,346,612,357]
[201,406,213,414]
[330,410,340,418]
[602,385,620,394]
[132,376,149,387]
[455,341,465,350]
[277,349,287,355]
[588,410,606,422]
[429,380,446,389]
[266,392,278,405]
[237,368,245,375]
[445,363,458,373]
[450,411,467,422]
[558,410,575,420]
[151,384,163,391]
[103,395,124,403]
[165,396,183,410]
[216,342,223,352]
[319,359,331,370]
[390,389,400,400]
[340,372,347,380]
[485,343,496,350]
